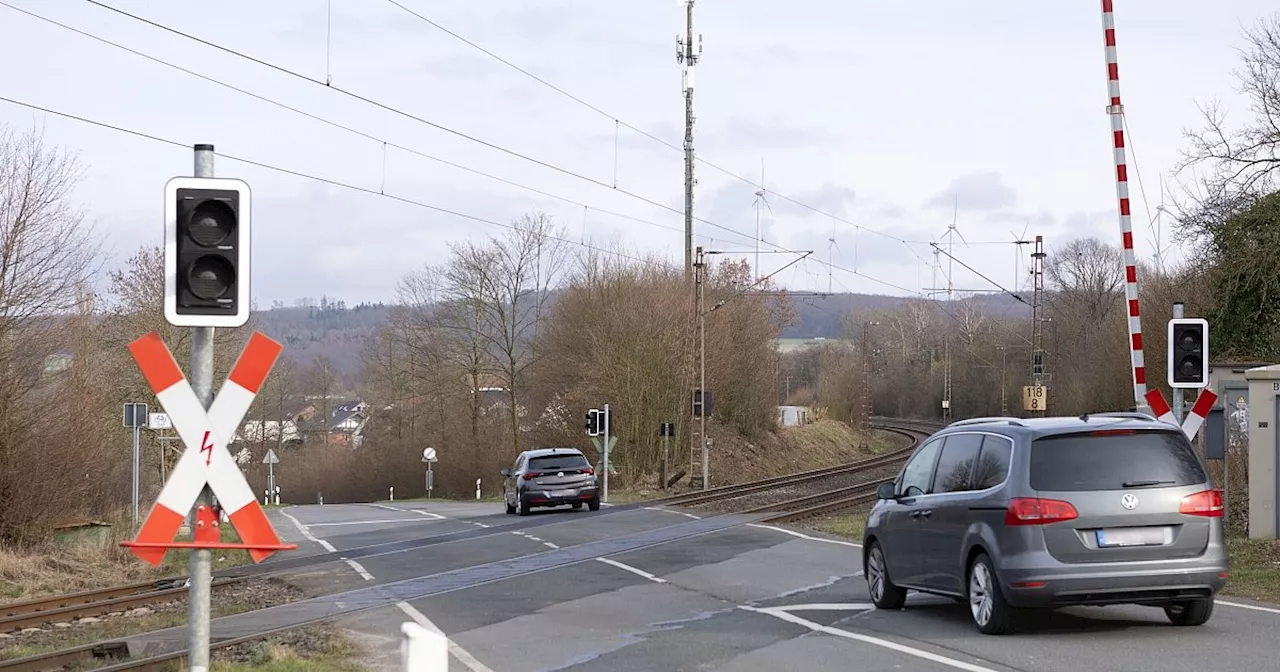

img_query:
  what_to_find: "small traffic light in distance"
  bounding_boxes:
[585,409,600,436]
[1167,318,1209,388]
[164,176,252,328]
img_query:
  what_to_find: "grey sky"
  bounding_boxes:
[0,0,1272,305]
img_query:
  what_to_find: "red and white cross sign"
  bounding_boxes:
[1145,387,1219,441]
[127,331,290,566]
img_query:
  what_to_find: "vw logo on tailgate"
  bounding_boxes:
[1120,493,1139,510]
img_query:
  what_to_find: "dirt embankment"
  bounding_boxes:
[639,419,905,492]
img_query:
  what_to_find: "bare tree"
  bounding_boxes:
[0,125,103,540]
[1178,14,1280,218]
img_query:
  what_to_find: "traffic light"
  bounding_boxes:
[585,409,601,436]
[1167,318,1209,388]
[164,176,252,327]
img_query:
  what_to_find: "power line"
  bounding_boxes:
[379,0,936,250]
[78,0,811,257]
[0,0,714,243]
[929,242,1030,306]
[0,93,674,271]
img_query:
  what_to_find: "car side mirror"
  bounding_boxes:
[876,482,897,500]
[500,468,510,477]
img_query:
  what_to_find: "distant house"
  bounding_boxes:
[468,374,526,418]
[330,400,369,447]
[41,351,73,377]
[236,420,304,445]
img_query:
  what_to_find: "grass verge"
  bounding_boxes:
[1222,535,1280,604]
[0,523,252,606]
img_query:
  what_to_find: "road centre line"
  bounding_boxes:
[308,518,440,528]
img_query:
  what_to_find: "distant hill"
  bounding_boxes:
[256,292,1031,375]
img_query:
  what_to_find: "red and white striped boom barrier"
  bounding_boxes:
[1145,387,1219,441]
[1101,0,1148,411]
[123,331,296,566]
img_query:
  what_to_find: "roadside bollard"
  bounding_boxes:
[399,622,447,670]
[475,478,481,500]
[390,486,395,502]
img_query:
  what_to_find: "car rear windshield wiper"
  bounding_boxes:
[1121,479,1176,488]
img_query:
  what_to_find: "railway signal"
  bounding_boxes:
[1168,318,1209,388]
[164,175,252,327]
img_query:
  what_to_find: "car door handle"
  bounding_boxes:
[911,510,933,519]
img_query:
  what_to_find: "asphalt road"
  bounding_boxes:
[263,501,1280,672]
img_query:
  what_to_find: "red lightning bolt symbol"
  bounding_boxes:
[200,430,214,467]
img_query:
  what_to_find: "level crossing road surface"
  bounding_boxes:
[254,502,1280,672]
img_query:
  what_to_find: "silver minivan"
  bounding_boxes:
[862,413,1229,634]
[502,448,600,516]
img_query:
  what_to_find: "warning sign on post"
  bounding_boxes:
[1022,386,1047,412]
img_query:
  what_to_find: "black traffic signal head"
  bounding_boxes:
[585,409,601,436]
[1167,318,1209,388]
[164,176,252,327]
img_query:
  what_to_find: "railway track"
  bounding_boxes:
[0,417,945,671]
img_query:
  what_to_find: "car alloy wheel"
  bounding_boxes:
[868,546,887,602]
[969,561,994,627]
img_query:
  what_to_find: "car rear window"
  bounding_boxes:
[529,454,590,471]
[1029,429,1207,492]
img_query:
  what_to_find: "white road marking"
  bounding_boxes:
[341,558,375,581]
[278,510,337,553]
[596,557,668,583]
[367,503,448,519]
[771,602,875,612]
[741,606,1002,672]
[747,523,862,548]
[397,601,495,672]
[308,518,434,528]
[1217,599,1280,615]
[543,542,559,549]
[643,506,701,520]
[471,522,491,528]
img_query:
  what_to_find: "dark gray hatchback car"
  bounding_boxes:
[502,448,600,516]
[863,413,1228,635]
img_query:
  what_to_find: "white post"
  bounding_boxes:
[475,478,482,500]
[390,486,395,502]
[602,403,610,503]
[400,622,448,671]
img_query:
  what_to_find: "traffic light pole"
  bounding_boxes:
[1172,302,1184,424]
[189,143,216,672]
[602,404,610,503]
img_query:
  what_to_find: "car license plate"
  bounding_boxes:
[551,490,574,498]
[1096,527,1166,547]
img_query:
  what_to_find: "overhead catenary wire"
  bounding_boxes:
[0,2,768,251]
[0,93,674,271]
[86,0,939,256]
[13,3,1035,307]
[75,0,816,258]
[378,0,1037,253]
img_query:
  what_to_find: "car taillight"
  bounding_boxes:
[581,467,594,476]
[1005,497,1078,526]
[1179,489,1224,517]
[522,472,542,481]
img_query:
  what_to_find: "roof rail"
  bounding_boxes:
[947,416,1026,428]
[1084,411,1157,421]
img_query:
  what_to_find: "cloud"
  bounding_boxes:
[925,172,1017,211]
[773,184,857,218]
[716,117,843,150]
